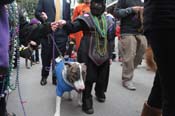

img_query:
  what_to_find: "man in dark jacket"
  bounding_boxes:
[113,0,147,90]
[35,0,71,86]
[140,0,175,116]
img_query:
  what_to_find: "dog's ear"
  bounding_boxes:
[81,63,86,72]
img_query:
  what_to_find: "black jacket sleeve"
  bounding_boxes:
[35,0,45,23]
[63,19,87,35]
[113,0,134,19]
[19,23,52,46]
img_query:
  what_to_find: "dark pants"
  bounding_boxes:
[32,49,39,62]
[82,59,110,109]
[41,38,66,78]
[145,30,175,116]
[0,75,7,116]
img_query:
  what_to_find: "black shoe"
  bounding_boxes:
[40,77,47,86]
[96,97,105,103]
[95,93,106,103]
[82,107,94,114]
[82,97,94,114]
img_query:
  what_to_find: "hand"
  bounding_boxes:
[50,22,59,31]
[41,12,48,21]
[57,20,67,29]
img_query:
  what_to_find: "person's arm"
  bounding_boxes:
[20,22,57,46]
[63,19,87,35]
[107,22,116,60]
[0,0,14,5]
[113,0,134,19]
[35,0,46,23]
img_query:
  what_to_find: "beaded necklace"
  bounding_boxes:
[90,13,108,57]
[7,1,20,91]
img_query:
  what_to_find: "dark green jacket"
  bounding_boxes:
[114,0,143,34]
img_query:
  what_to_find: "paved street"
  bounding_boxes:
[7,57,155,116]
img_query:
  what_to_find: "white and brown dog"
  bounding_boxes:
[54,57,86,116]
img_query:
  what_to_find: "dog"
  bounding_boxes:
[145,47,157,72]
[54,57,86,116]
[19,41,37,69]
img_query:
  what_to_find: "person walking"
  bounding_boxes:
[35,0,71,86]
[113,0,147,90]
[29,18,41,64]
[57,0,115,114]
[140,0,175,116]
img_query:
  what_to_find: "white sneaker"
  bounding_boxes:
[122,80,136,91]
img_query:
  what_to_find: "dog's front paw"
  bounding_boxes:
[78,100,82,106]
[54,112,60,116]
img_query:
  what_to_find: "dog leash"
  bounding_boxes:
[48,33,64,77]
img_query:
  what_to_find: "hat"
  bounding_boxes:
[91,0,106,3]
[30,18,40,25]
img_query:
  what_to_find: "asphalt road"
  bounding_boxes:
[6,56,155,116]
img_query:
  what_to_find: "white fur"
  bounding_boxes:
[54,96,61,116]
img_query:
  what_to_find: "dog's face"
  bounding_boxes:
[66,62,86,92]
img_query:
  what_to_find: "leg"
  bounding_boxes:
[134,35,147,68]
[145,30,175,116]
[151,32,175,116]
[25,58,30,69]
[77,92,83,106]
[35,49,39,63]
[0,77,6,116]
[95,61,110,102]
[40,40,52,86]
[141,71,162,116]
[54,96,61,116]
[120,35,137,90]
[82,81,94,114]
[0,97,6,116]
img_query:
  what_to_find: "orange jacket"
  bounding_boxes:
[115,25,121,40]
[69,3,90,51]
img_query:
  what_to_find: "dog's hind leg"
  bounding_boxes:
[54,96,61,116]
[68,92,73,101]
[25,59,30,69]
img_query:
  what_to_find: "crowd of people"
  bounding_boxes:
[0,0,175,116]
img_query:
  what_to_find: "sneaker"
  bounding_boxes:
[122,80,136,91]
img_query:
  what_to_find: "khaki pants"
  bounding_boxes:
[120,34,147,81]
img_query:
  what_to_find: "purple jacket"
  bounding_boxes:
[0,5,10,70]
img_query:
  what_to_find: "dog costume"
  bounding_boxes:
[55,59,74,97]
